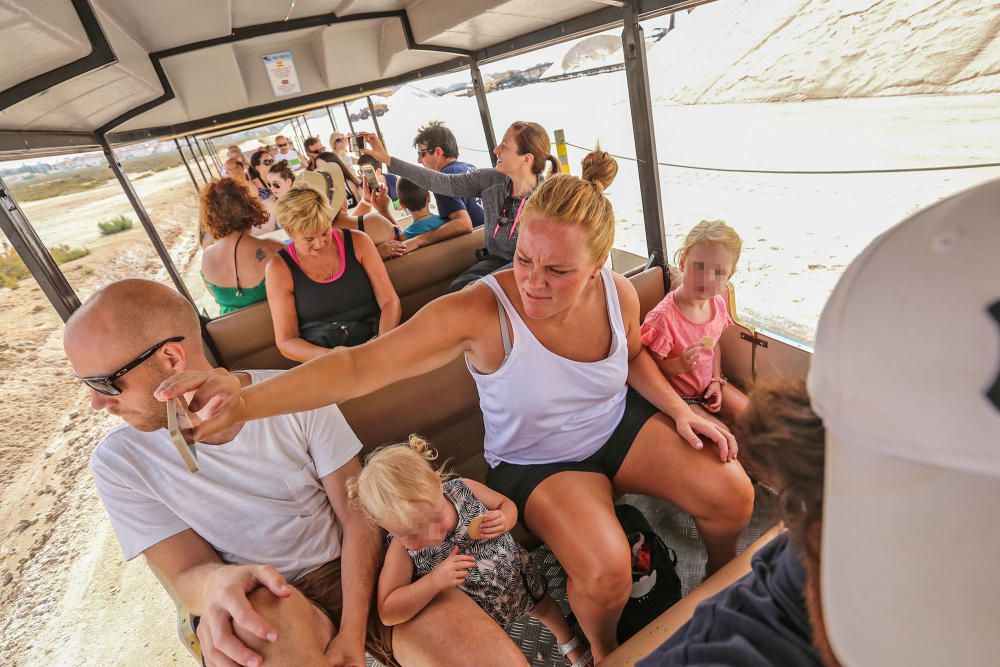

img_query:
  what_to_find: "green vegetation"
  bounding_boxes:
[0,244,90,289]
[8,166,113,202]
[123,151,181,173]
[97,215,134,235]
[6,151,182,202]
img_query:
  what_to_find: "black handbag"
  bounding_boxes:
[299,318,377,349]
[614,503,683,644]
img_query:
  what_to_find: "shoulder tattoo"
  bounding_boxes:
[255,248,267,261]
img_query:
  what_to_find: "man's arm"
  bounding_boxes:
[405,209,473,250]
[144,529,292,667]
[321,458,381,660]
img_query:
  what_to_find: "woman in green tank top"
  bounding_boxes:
[200,178,285,315]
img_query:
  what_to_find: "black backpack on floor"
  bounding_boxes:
[614,503,683,644]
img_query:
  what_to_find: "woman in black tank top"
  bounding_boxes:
[266,188,402,363]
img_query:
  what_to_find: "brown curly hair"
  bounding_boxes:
[199,177,270,238]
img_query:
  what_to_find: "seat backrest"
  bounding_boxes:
[631,266,668,319]
[206,300,296,371]
[386,227,485,319]
[206,228,487,370]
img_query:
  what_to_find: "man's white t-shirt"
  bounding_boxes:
[90,370,361,582]
[274,150,303,171]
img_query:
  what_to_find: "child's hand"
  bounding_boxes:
[703,381,723,413]
[679,342,704,372]
[475,510,508,539]
[429,546,476,591]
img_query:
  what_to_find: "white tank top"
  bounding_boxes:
[468,266,629,467]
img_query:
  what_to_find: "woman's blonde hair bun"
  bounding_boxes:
[581,148,618,193]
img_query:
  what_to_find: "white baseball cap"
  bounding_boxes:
[808,178,1000,665]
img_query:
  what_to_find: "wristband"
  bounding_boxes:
[711,376,728,385]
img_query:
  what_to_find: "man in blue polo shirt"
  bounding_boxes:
[404,121,485,251]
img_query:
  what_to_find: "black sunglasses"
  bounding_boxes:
[417,147,433,158]
[262,159,274,165]
[277,143,288,148]
[77,336,184,396]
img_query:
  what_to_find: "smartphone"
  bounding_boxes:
[350,134,366,152]
[167,397,200,473]
[361,165,379,192]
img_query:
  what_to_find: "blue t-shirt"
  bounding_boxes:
[401,214,447,239]
[384,171,398,202]
[638,533,824,667]
[437,161,485,228]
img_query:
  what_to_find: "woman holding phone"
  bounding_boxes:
[361,122,559,291]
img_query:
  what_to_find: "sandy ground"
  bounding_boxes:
[1,4,999,661]
[0,166,201,666]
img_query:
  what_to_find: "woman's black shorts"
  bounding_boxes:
[486,388,660,518]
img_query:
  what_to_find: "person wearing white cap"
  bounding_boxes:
[810,177,1000,665]
[638,177,999,666]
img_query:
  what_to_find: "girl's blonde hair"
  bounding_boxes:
[275,187,333,237]
[521,149,619,262]
[674,220,743,273]
[346,435,449,528]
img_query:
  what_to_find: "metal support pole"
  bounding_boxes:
[0,175,80,320]
[174,138,201,193]
[469,61,498,166]
[325,105,338,133]
[301,114,313,138]
[622,1,667,268]
[291,117,307,152]
[208,138,225,174]
[194,138,218,178]
[342,102,356,134]
[185,136,208,183]
[204,138,223,175]
[366,96,384,145]
[553,129,571,175]
[100,139,196,305]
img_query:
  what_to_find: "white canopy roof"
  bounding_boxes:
[0,0,672,143]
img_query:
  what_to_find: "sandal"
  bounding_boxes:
[558,636,594,667]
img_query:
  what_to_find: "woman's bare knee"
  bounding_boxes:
[572,560,631,610]
[698,461,755,530]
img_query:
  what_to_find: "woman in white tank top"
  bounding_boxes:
[165,148,755,662]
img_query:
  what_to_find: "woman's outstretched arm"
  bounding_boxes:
[361,132,502,198]
[156,285,491,438]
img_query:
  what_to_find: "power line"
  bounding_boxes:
[562,140,1000,176]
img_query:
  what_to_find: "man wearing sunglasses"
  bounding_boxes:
[63,280,399,666]
[303,136,325,171]
[273,134,303,171]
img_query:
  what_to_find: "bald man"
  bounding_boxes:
[63,279,530,667]
[274,135,303,171]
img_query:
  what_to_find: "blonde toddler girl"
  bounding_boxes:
[641,220,750,419]
[347,436,592,667]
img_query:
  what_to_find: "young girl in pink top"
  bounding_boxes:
[640,220,750,419]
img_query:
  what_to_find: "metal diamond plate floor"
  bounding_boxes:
[368,484,779,666]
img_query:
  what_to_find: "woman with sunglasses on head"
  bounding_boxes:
[329,131,356,167]
[362,122,559,291]
[199,178,285,315]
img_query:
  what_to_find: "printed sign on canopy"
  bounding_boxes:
[262,51,301,97]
